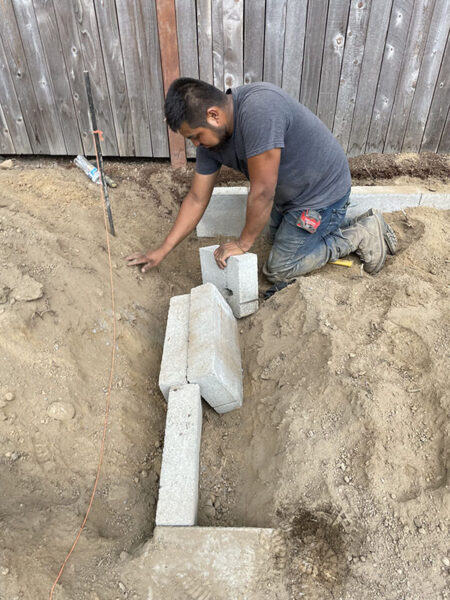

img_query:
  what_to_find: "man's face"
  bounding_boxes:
[179,122,230,151]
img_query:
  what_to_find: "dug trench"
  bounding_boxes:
[0,159,449,600]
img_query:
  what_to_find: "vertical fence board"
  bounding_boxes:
[223,0,244,89]
[116,0,153,157]
[32,0,82,156]
[300,0,328,112]
[333,0,372,151]
[0,102,15,153]
[402,0,450,151]
[141,0,169,158]
[243,0,265,85]
[74,0,118,156]
[11,0,67,154]
[0,0,50,153]
[0,33,32,153]
[384,0,435,153]
[175,0,199,78]
[421,33,450,152]
[212,0,224,89]
[94,0,134,156]
[52,0,95,155]
[316,0,349,130]
[197,0,213,83]
[281,0,308,99]
[263,0,287,87]
[347,0,393,157]
[366,0,414,154]
[437,107,449,152]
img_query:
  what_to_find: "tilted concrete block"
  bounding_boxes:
[155,384,202,526]
[159,294,190,401]
[196,187,248,237]
[187,283,243,413]
[199,245,259,318]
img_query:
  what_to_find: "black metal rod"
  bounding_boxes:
[83,70,116,236]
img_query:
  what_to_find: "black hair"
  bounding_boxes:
[164,78,228,132]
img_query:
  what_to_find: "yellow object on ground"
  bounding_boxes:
[330,259,353,267]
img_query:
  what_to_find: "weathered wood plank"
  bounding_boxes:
[366,0,414,154]
[93,0,134,156]
[175,0,199,78]
[115,0,153,157]
[32,0,82,155]
[402,0,450,152]
[73,0,118,156]
[263,0,287,87]
[211,0,224,90]
[300,0,328,112]
[282,0,308,99]
[140,0,169,157]
[243,0,265,85]
[347,0,393,157]
[0,102,15,154]
[316,0,350,130]
[437,107,449,153]
[197,0,213,83]
[0,0,50,153]
[333,0,372,151]
[421,32,450,152]
[52,0,95,155]
[223,0,244,88]
[155,0,186,167]
[11,0,67,154]
[385,0,436,153]
[0,32,31,153]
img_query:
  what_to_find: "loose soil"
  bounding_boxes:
[0,155,449,600]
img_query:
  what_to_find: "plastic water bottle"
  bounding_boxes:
[74,154,100,184]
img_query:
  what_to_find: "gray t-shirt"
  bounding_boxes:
[196,82,351,213]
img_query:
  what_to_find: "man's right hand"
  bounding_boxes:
[125,247,167,273]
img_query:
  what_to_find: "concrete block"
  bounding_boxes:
[196,186,248,237]
[199,245,259,318]
[347,186,421,219]
[187,283,243,412]
[159,294,190,401]
[419,193,450,209]
[155,384,202,526]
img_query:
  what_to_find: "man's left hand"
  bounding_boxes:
[214,241,245,269]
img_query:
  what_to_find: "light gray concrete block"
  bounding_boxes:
[187,283,243,412]
[199,245,259,318]
[419,193,450,209]
[196,187,248,237]
[347,187,421,219]
[155,384,202,526]
[158,294,190,401]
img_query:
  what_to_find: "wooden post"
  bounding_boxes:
[155,0,186,168]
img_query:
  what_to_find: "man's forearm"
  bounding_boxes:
[238,190,274,251]
[161,193,208,253]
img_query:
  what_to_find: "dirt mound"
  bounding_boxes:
[0,162,449,599]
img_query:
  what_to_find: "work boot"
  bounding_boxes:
[344,209,397,255]
[341,213,389,273]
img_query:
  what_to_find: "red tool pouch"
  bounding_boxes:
[296,209,322,233]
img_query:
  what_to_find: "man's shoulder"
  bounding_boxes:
[234,82,292,105]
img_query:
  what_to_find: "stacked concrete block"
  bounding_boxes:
[199,245,258,318]
[158,294,190,401]
[187,283,243,413]
[155,384,202,526]
[196,187,248,237]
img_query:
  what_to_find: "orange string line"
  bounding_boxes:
[49,135,116,599]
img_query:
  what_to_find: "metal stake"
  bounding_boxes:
[83,70,116,236]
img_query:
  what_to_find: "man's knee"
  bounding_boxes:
[264,245,328,282]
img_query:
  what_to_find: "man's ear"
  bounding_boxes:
[205,106,221,126]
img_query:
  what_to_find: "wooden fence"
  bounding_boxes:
[0,0,449,158]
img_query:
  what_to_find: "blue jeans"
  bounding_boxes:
[263,190,351,283]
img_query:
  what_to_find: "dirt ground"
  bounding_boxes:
[0,154,449,600]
